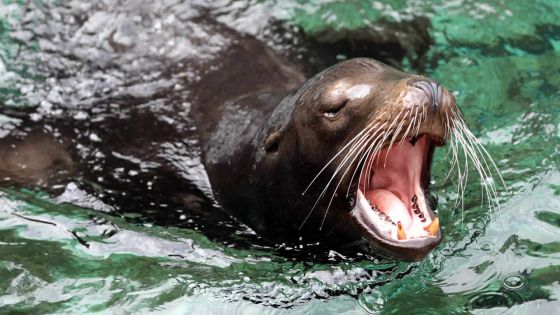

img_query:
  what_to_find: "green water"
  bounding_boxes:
[1,0,560,314]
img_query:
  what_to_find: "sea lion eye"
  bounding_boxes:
[322,99,348,119]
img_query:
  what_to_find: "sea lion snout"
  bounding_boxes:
[407,77,445,112]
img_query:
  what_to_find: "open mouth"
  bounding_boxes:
[351,134,443,261]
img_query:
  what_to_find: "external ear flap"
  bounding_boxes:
[264,130,282,153]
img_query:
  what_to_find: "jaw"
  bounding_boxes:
[349,135,442,261]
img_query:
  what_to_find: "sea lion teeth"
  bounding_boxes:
[424,218,439,236]
[397,221,406,240]
[412,195,417,202]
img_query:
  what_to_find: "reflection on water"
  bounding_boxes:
[1,0,559,313]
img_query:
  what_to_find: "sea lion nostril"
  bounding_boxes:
[408,79,443,111]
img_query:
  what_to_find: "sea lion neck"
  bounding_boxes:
[188,31,304,147]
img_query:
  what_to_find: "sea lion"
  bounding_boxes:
[203,58,457,261]
[0,6,461,260]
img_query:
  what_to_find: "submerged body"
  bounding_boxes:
[0,12,463,261]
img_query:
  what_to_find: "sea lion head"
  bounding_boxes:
[261,58,461,261]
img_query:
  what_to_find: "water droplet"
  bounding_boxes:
[502,275,526,290]
[89,133,101,142]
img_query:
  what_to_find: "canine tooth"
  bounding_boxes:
[412,195,417,202]
[424,218,439,236]
[397,222,406,240]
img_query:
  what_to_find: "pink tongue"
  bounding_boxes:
[365,189,412,228]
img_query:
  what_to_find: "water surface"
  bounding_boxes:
[1,0,559,313]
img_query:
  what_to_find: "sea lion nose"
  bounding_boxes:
[408,78,443,112]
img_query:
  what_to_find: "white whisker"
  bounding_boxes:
[299,119,383,230]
